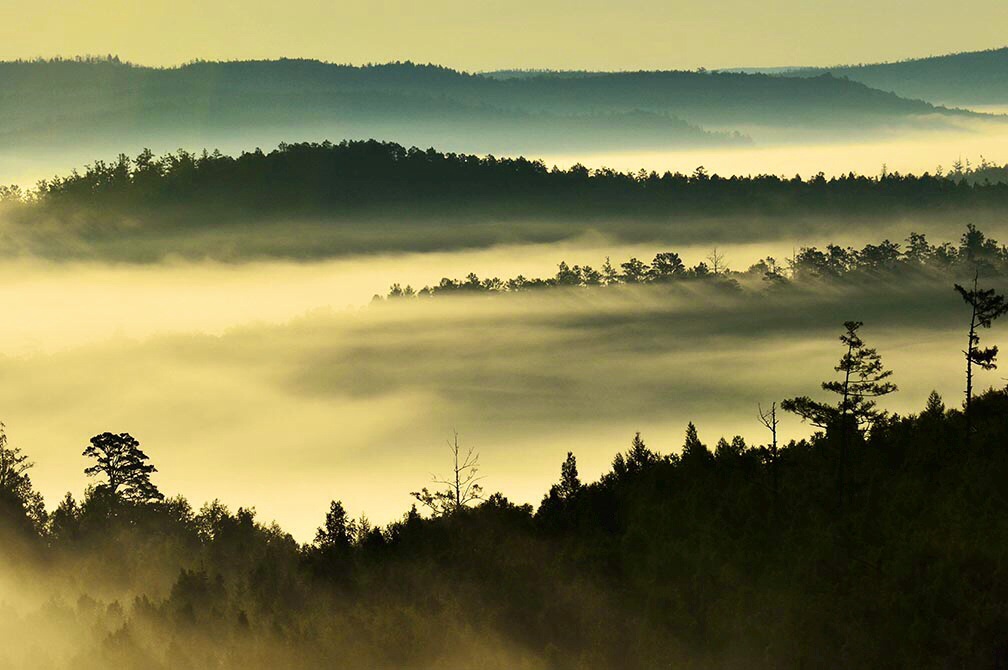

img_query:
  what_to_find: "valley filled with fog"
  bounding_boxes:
[0,227,1001,538]
[2,75,1008,536]
[5,32,1008,668]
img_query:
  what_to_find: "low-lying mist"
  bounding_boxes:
[4,206,1008,265]
[2,188,1007,670]
[0,247,996,539]
[0,545,554,670]
[540,117,1008,181]
[3,110,1006,190]
[5,133,1008,265]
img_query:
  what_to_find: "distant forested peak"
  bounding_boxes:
[782,45,1008,105]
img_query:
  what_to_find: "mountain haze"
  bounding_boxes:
[737,47,1008,107]
[0,57,989,161]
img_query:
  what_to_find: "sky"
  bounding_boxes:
[1,0,1006,71]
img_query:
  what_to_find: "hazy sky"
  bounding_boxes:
[3,0,1006,71]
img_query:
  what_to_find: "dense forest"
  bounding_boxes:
[3,140,1008,261]
[6,141,1008,223]
[2,338,1008,667]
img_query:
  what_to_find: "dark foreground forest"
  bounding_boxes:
[2,349,1008,667]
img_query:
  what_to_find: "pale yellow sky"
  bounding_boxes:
[1,0,1006,71]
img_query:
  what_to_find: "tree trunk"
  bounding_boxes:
[770,406,779,510]
[965,273,978,448]
[453,433,461,512]
[839,338,854,511]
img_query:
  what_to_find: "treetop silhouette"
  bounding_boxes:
[782,321,897,432]
[411,431,484,516]
[954,271,1008,443]
[83,432,163,503]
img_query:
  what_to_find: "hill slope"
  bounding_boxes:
[0,58,985,159]
[786,47,1008,107]
[4,385,1008,667]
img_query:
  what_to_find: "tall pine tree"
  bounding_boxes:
[954,272,1008,444]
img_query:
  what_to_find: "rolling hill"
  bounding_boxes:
[0,57,988,160]
[752,47,1008,108]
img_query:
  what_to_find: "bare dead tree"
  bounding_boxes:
[707,247,727,276]
[758,403,780,507]
[411,431,484,516]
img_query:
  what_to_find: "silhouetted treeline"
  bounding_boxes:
[7,141,1008,226]
[4,293,1008,667]
[379,225,1008,298]
[3,381,1008,667]
[943,155,1008,185]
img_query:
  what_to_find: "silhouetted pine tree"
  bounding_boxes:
[681,422,712,465]
[783,321,896,506]
[954,272,1008,444]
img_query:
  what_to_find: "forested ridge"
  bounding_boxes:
[378,225,1008,298]
[2,294,1008,667]
[786,46,1008,105]
[5,141,1008,224]
[0,56,971,132]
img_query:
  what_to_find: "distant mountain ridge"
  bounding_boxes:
[490,47,1008,109]
[0,57,986,159]
[723,47,1008,107]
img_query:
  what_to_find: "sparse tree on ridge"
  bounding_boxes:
[714,435,746,460]
[924,390,946,418]
[681,422,712,465]
[83,432,163,503]
[0,423,46,528]
[758,403,781,505]
[612,432,660,477]
[650,252,686,281]
[315,500,357,551]
[554,451,581,500]
[782,321,897,433]
[620,258,650,283]
[0,423,32,496]
[707,247,727,276]
[411,431,483,516]
[954,272,1008,444]
[782,321,896,507]
[600,256,619,285]
[539,451,585,519]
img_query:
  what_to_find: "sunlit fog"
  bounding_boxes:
[0,239,998,538]
[3,20,1008,669]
